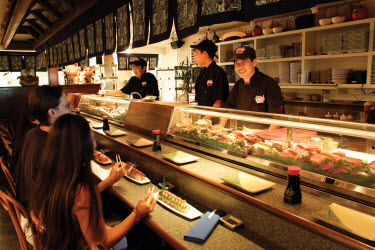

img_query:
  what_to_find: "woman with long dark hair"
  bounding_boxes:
[30,114,156,249]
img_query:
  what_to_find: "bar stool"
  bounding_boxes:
[0,157,16,196]
[0,188,35,250]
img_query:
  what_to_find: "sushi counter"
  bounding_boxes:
[78,99,375,249]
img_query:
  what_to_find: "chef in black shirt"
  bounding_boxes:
[191,40,229,107]
[219,46,283,129]
[105,57,159,99]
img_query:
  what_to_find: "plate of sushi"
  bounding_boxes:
[94,151,112,165]
[123,163,150,184]
[154,190,202,219]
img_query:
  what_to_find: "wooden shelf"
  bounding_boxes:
[257,57,302,63]
[100,77,118,80]
[305,52,369,60]
[279,84,337,89]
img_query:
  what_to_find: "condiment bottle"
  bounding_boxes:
[75,108,80,115]
[284,166,302,204]
[103,116,110,131]
[152,130,162,152]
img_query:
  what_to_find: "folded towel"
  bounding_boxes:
[184,210,225,243]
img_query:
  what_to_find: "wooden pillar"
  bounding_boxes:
[48,67,59,86]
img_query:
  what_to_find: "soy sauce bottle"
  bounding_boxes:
[74,108,80,115]
[152,130,162,152]
[284,166,302,204]
[103,116,110,131]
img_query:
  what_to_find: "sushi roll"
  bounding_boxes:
[158,190,188,213]
[124,164,146,181]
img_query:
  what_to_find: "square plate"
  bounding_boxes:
[162,151,199,164]
[124,174,150,184]
[313,203,375,241]
[221,172,275,193]
[104,129,127,137]
[153,192,202,220]
[127,138,153,147]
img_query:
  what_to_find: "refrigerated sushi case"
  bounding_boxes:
[166,105,375,206]
[78,94,134,125]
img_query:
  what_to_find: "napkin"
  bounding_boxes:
[184,210,225,243]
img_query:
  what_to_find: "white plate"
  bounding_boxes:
[153,192,202,220]
[127,138,153,147]
[313,203,375,241]
[124,174,150,184]
[221,172,276,193]
[94,152,112,165]
[161,151,199,164]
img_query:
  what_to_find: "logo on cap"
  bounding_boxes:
[207,79,213,86]
[142,81,147,86]
[236,47,245,54]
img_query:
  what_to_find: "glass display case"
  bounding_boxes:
[78,95,131,124]
[166,106,375,205]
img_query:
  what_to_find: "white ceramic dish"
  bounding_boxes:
[124,174,150,184]
[263,28,272,35]
[319,18,331,26]
[313,203,375,241]
[104,129,127,137]
[162,151,199,164]
[154,192,202,220]
[94,151,112,165]
[332,16,346,24]
[127,138,153,147]
[221,172,275,193]
[272,27,283,33]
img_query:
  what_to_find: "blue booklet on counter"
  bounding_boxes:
[184,210,225,243]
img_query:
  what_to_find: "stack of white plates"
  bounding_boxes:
[266,45,288,58]
[255,48,266,59]
[279,62,290,83]
[343,29,369,52]
[290,62,301,83]
[331,69,351,84]
[322,34,343,54]
[372,60,375,83]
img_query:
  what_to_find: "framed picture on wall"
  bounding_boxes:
[148,57,157,70]
[118,56,127,70]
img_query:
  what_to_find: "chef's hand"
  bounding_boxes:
[109,162,126,183]
[134,193,157,218]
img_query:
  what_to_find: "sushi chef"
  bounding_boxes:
[191,40,229,107]
[104,57,159,99]
[218,46,283,129]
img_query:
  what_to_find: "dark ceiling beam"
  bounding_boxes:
[59,0,74,13]
[16,27,29,35]
[24,26,40,40]
[31,10,53,30]
[27,39,35,46]
[1,0,33,49]
[26,19,45,35]
[33,0,102,49]
[36,0,62,20]
[7,41,34,50]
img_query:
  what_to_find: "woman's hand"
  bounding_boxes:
[108,162,126,184]
[134,193,157,218]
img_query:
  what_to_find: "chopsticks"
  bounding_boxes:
[116,154,122,172]
[147,186,154,205]
[208,209,217,219]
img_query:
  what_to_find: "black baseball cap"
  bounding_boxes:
[190,39,218,55]
[230,46,256,62]
[129,57,147,67]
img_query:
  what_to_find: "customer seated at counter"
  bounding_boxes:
[217,46,283,130]
[15,86,126,244]
[30,114,156,249]
[104,57,159,100]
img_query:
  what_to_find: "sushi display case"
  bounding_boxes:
[166,105,375,206]
[78,95,131,125]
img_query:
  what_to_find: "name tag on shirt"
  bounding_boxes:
[142,81,147,86]
[255,95,265,104]
[207,79,213,86]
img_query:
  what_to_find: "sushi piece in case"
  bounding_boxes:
[158,190,188,213]
[124,164,146,181]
